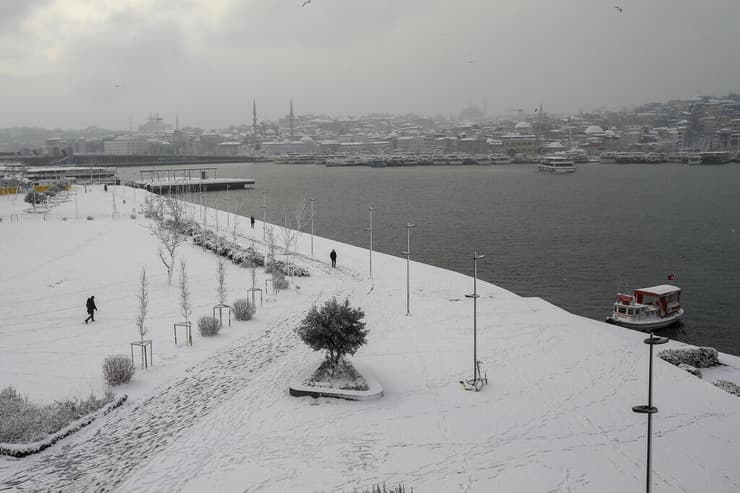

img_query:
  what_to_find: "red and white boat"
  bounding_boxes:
[606,285,684,330]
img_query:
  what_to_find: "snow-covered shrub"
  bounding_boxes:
[304,357,369,391]
[198,315,220,336]
[713,380,740,397]
[0,385,115,444]
[273,269,289,290]
[296,297,367,374]
[658,347,719,368]
[103,354,135,386]
[232,298,255,321]
[24,191,46,204]
[265,259,309,277]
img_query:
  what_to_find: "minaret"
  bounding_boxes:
[175,113,179,131]
[289,98,295,139]
[252,98,258,137]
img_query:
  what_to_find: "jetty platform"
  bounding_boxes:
[132,167,255,192]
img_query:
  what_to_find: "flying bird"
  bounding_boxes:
[615,5,623,13]
[302,0,312,6]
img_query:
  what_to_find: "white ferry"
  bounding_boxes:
[538,155,576,173]
[606,285,683,331]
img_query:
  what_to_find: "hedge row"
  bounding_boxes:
[0,395,128,458]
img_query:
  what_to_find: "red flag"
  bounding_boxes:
[667,274,675,281]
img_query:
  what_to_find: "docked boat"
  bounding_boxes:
[605,285,683,330]
[490,154,512,165]
[538,155,576,173]
[432,154,448,166]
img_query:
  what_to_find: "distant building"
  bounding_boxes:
[103,137,148,155]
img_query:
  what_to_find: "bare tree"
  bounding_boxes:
[280,197,308,275]
[216,259,227,306]
[149,195,187,285]
[136,268,149,342]
[230,211,241,250]
[265,224,277,264]
[179,258,192,323]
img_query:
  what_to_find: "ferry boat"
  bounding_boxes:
[538,155,576,173]
[490,154,512,165]
[605,285,683,330]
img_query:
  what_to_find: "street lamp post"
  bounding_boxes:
[632,331,669,493]
[225,185,230,231]
[364,206,376,278]
[261,191,267,241]
[462,251,486,391]
[309,197,315,257]
[401,222,416,315]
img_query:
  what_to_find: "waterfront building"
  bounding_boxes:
[103,136,148,155]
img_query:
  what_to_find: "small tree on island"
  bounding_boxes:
[296,298,368,375]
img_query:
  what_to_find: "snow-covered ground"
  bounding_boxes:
[1,185,740,492]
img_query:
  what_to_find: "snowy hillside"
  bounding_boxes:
[1,185,739,492]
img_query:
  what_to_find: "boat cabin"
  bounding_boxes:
[633,285,681,316]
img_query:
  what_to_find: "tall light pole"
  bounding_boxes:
[261,191,267,241]
[364,206,376,278]
[463,251,486,391]
[632,331,668,493]
[225,184,230,231]
[309,197,315,257]
[401,222,416,315]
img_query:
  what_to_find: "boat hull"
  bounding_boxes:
[606,308,684,331]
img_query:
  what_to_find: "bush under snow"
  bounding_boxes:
[658,347,719,368]
[232,298,255,321]
[103,354,136,386]
[0,385,115,444]
[198,315,221,336]
[713,380,740,397]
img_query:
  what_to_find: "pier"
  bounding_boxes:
[133,167,255,193]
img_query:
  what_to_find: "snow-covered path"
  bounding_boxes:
[0,257,358,492]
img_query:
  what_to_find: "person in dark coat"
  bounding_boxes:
[85,296,97,323]
[330,249,337,268]
[250,216,255,229]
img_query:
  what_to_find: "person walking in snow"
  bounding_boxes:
[250,216,255,229]
[85,296,97,323]
[330,249,337,268]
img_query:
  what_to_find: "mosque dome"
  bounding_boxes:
[514,121,532,130]
[585,125,604,135]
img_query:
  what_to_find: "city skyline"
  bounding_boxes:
[1,0,740,129]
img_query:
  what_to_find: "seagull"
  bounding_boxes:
[615,5,623,13]
[302,0,311,6]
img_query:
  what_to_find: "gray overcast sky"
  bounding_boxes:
[1,0,739,129]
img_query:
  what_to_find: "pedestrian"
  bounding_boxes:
[85,296,97,323]
[104,184,108,192]
[330,249,337,268]
[250,215,255,229]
